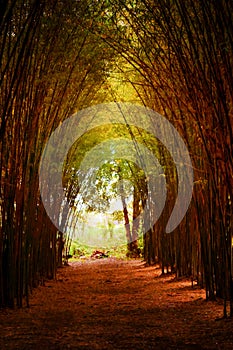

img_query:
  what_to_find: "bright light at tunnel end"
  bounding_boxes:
[39,102,194,247]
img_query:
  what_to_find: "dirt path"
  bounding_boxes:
[0,258,233,350]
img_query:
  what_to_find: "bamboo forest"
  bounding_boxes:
[0,1,233,349]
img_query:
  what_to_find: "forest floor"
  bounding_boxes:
[0,258,233,350]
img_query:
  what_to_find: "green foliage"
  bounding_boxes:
[68,240,93,257]
[112,210,124,222]
[63,123,172,210]
[67,238,129,259]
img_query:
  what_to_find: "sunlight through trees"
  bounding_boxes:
[0,0,232,318]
